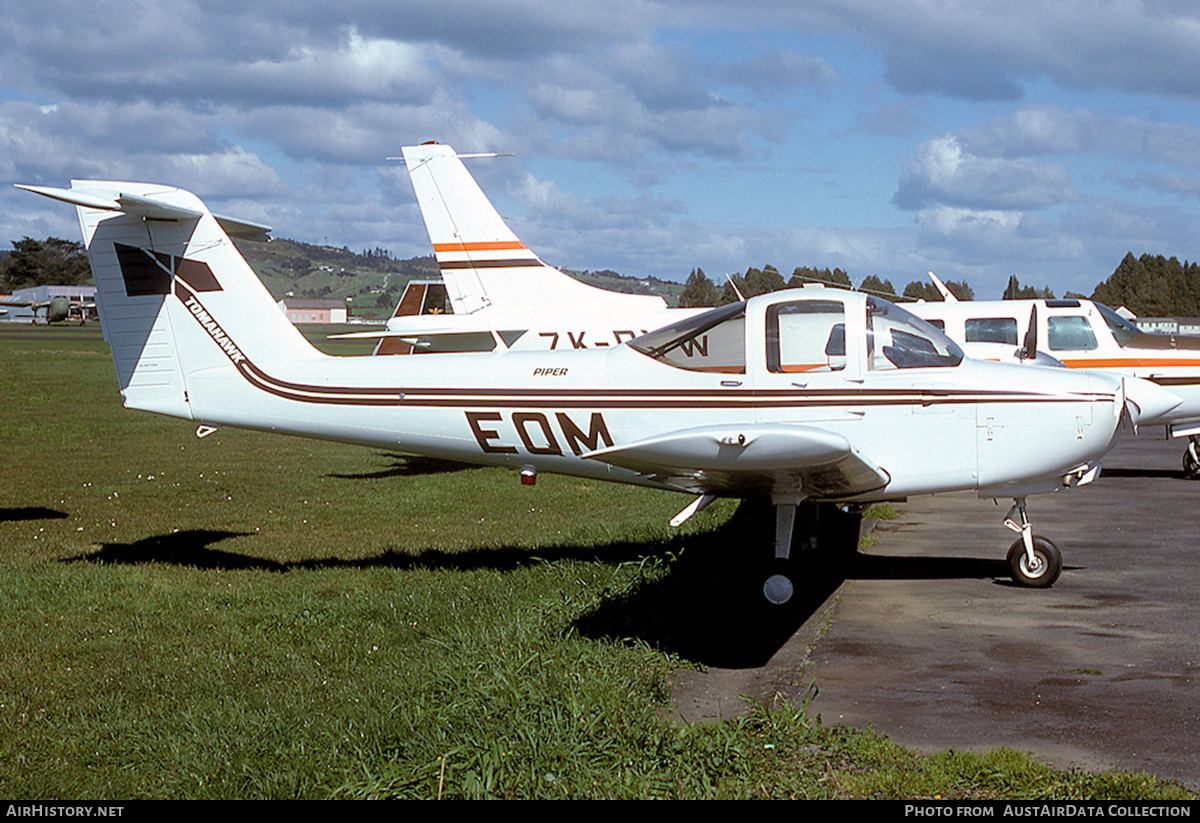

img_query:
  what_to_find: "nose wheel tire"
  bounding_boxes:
[1006,536,1062,588]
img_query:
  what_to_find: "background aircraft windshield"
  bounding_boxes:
[1095,302,1142,347]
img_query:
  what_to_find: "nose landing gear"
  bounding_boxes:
[1003,498,1063,588]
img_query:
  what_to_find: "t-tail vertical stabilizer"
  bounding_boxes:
[400,142,667,316]
[18,181,321,422]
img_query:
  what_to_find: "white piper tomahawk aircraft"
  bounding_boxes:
[19,180,1178,600]
[908,283,1200,477]
[338,142,706,355]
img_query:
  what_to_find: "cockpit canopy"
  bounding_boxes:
[630,291,963,374]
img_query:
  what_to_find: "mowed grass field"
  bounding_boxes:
[1,324,1193,800]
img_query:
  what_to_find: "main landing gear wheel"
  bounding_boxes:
[763,573,794,605]
[1006,536,1062,588]
[1184,440,1200,479]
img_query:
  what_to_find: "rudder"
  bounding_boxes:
[54,181,319,419]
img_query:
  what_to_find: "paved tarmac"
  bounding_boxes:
[668,432,1200,788]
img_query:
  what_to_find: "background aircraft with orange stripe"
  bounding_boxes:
[333,142,707,355]
[909,295,1200,477]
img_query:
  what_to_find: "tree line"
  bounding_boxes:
[5,235,1200,318]
[678,264,979,308]
[677,264,1112,309]
[0,237,92,292]
[1090,253,1200,318]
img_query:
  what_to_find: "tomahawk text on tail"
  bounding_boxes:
[22,179,1160,598]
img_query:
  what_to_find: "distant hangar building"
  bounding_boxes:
[278,298,348,324]
[11,284,97,304]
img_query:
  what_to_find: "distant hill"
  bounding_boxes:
[235,237,438,318]
[233,237,683,318]
[1,232,681,316]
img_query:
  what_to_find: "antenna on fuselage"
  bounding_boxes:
[725,273,746,302]
[928,271,958,302]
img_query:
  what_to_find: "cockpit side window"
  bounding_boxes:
[766,300,847,373]
[1046,316,1098,351]
[629,302,746,373]
[965,317,1018,345]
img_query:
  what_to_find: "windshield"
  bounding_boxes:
[1095,302,1141,347]
[866,297,964,369]
[629,302,746,373]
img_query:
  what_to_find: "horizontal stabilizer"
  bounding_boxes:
[209,213,271,242]
[16,184,128,212]
[17,183,272,241]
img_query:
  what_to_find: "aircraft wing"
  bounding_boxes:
[583,423,891,498]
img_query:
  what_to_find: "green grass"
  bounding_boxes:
[0,325,1193,799]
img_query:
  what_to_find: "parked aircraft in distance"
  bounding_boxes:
[21,180,1179,600]
[332,142,705,355]
[909,295,1200,477]
[0,294,96,324]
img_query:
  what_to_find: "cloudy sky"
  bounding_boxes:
[4,1,1200,298]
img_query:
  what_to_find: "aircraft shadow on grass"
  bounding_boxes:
[73,529,276,570]
[64,505,1035,670]
[64,525,677,574]
[324,453,479,480]
[1,507,69,523]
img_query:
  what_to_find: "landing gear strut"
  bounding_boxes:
[761,500,861,604]
[1002,498,1063,588]
[764,500,801,605]
[670,495,857,604]
[763,503,801,607]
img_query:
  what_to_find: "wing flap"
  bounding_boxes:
[584,424,890,498]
